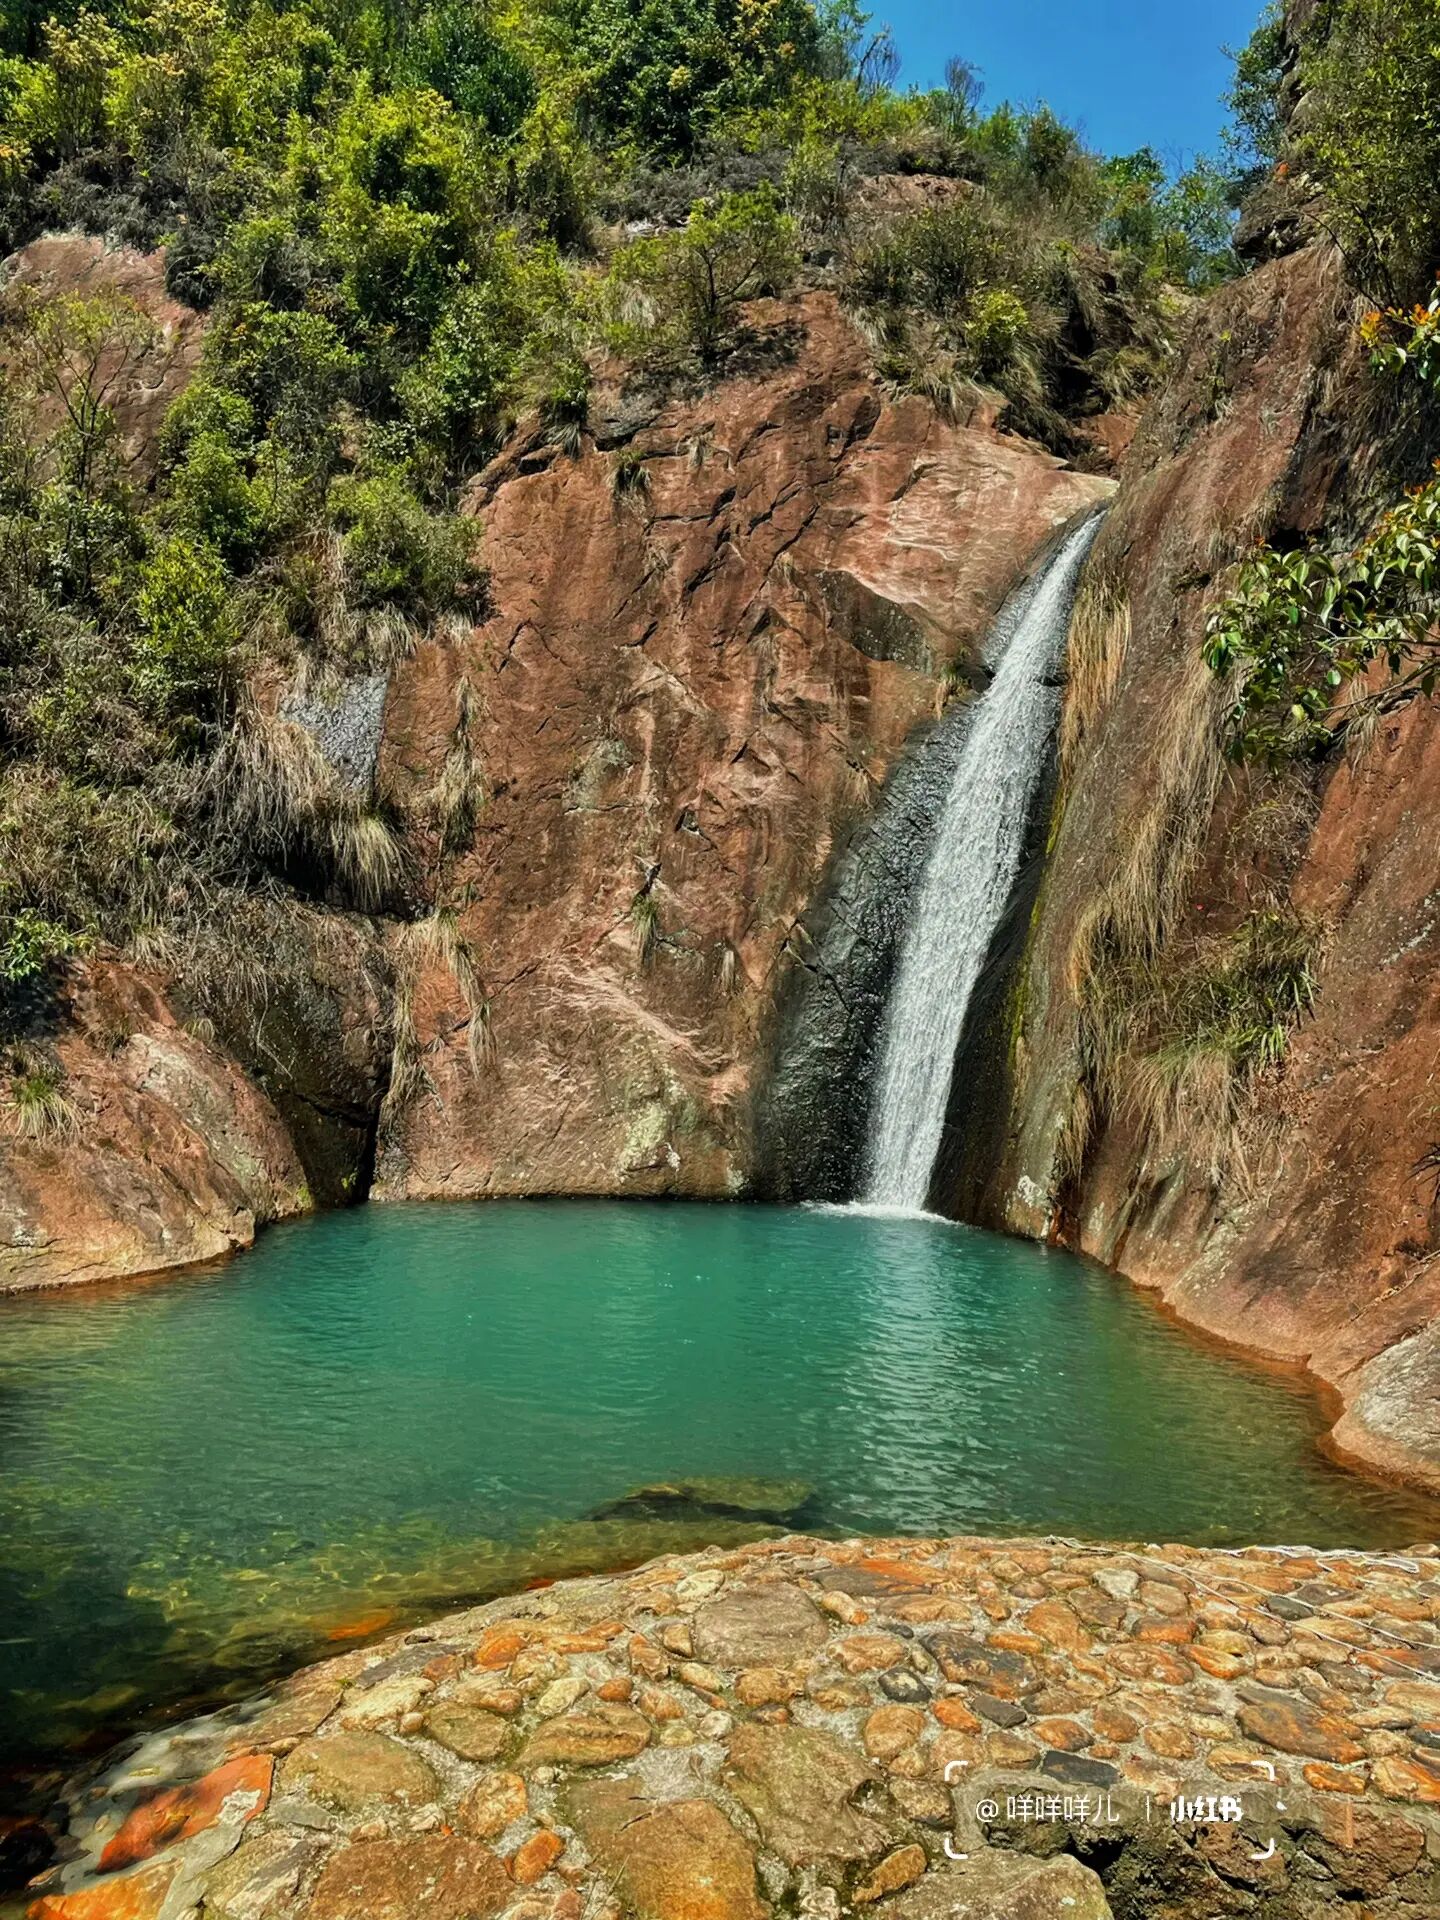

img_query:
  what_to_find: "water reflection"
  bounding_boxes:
[1,1200,1435,1780]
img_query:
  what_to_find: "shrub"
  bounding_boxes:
[606,185,800,362]
[508,94,598,249]
[131,532,232,727]
[1204,474,1440,761]
[214,212,324,312]
[963,287,1030,379]
[7,8,122,161]
[4,1057,80,1141]
[783,133,850,241]
[527,317,591,450]
[608,444,650,502]
[1102,151,1238,290]
[5,286,157,499]
[328,467,478,617]
[558,0,826,157]
[159,390,269,562]
[1299,0,1440,297]
[0,908,79,982]
[209,307,356,462]
[399,237,569,454]
[401,3,535,135]
[1362,285,1440,385]
[880,198,1011,317]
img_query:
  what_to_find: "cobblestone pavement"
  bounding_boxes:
[22,1533,1440,1919]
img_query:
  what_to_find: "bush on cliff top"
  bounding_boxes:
[1297,0,1440,301]
[605,184,801,362]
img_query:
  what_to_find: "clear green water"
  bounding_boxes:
[2,1200,1436,1776]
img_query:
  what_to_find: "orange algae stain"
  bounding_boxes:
[324,1608,398,1642]
[97,1756,273,1873]
[474,1626,530,1670]
[29,1862,177,1920]
[855,1557,931,1587]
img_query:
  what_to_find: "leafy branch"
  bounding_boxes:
[1204,477,1440,761]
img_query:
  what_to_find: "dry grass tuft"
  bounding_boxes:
[248,534,423,673]
[429,678,485,857]
[1060,656,1236,1181]
[205,705,406,910]
[630,887,660,964]
[4,1054,80,1143]
[1060,572,1130,773]
[381,907,494,1125]
[609,446,652,507]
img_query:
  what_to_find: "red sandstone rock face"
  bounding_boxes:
[995,242,1440,1490]
[373,293,1109,1199]
[2,236,206,480]
[0,246,1109,1280]
[0,962,308,1292]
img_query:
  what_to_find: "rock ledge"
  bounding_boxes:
[27,1532,1440,1920]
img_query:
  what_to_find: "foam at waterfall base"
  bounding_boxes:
[805,1200,961,1227]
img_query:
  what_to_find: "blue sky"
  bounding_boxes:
[878,2,1264,164]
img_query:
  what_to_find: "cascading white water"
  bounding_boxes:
[862,514,1103,1211]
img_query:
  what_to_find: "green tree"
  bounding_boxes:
[606,184,800,361]
[6,6,123,159]
[1101,148,1167,257]
[1102,151,1237,290]
[7,288,155,495]
[1222,1,1288,196]
[1154,160,1238,290]
[1299,0,1440,296]
[554,0,827,156]
[402,3,535,133]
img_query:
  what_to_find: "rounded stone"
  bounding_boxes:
[280,1731,439,1813]
[423,1703,511,1763]
[692,1586,828,1670]
[459,1770,528,1839]
[863,1704,926,1761]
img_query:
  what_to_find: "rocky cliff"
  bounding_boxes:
[0,235,1107,1285]
[981,234,1440,1493]
[9,179,1438,1522]
[373,294,1109,1201]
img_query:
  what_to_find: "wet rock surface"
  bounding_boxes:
[25,1532,1440,1919]
[994,237,1440,1494]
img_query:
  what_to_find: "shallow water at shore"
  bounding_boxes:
[2,1199,1436,1781]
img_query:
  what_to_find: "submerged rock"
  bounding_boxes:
[587,1475,816,1525]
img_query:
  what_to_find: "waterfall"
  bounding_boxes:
[861,514,1103,1211]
